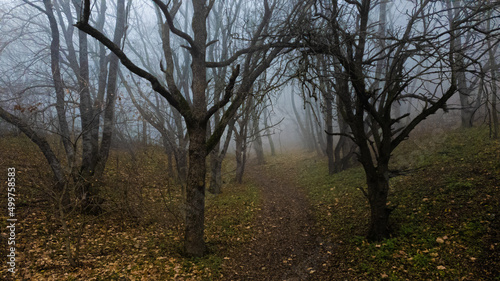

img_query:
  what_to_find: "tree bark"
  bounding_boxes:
[234,120,248,184]
[366,166,392,241]
[209,117,234,194]
[77,26,94,178]
[488,11,499,139]
[184,125,207,256]
[183,0,209,257]
[325,92,335,174]
[263,108,276,156]
[209,151,223,194]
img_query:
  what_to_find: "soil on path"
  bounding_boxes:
[222,156,337,280]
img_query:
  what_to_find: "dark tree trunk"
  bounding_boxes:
[142,120,148,145]
[234,128,247,184]
[488,13,498,139]
[174,148,188,187]
[333,101,353,172]
[366,179,391,240]
[208,117,234,194]
[78,27,94,178]
[364,162,392,241]
[325,92,335,175]
[184,126,207,256]
[183,0,208,257]
[162,134,175,177]
[491,71,499,139]
[367,184,391,240]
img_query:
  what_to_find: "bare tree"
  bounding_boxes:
[75,0,307,256]
[298,0,500,240]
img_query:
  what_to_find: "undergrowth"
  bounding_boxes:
[300,127,500,280]
[0,135,260,280]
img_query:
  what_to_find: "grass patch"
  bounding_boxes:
[300,126,500,280]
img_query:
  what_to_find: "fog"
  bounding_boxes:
[0,0,498,179]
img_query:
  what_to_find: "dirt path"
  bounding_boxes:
[222,157,337,280]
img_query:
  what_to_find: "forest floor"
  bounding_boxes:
[224,126,500,280]
[221,155,338,280]
[0,126,499,280]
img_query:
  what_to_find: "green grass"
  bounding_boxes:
[300,127,500,280]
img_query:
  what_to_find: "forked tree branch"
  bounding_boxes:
[151,0,196,49]
[74,0,194,124]
[205,64,240,121]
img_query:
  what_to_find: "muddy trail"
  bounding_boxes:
[222,157,339,280]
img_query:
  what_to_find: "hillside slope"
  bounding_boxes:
[300,127,500,280]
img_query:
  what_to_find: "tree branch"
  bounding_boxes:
[205,64,240,122]
[74,14,193,124]
[151,0,196,49]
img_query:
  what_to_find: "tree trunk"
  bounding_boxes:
[252,117,265,165]
[325,92,335,175]
[263,109,276,156]
[209,153,222,195]
[365,165,392,241]
[491,67,498,139]
[448,0,473,128]
[488,12,498,139]
[333,98,354,172]
[209,117,235,194]
[94,0,126,177]
[174,148,188,187]
[142,119,148,145]
[184,0,208,257]
[162,134,175,177]
[184,126,207,256]
[235,129,245,184]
